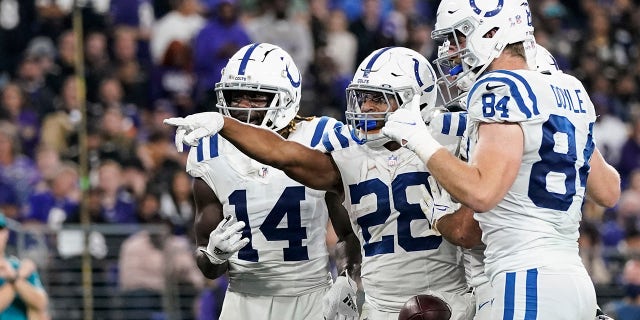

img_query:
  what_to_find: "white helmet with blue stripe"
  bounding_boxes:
[346,46,438,144]
[432,0,535,109]
[216,43,301,131]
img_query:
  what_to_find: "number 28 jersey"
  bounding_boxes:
[321,125,468,313]
[186,117,339,296]
[465,70,596,281]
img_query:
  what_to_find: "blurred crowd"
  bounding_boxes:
[1,0,640,318]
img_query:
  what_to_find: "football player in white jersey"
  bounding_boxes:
[426,41,565,320]
[383,1,621,319]
[165,47,474,320]
[177,43,360,320]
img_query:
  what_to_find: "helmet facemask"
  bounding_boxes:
[216,43,301,132]
[345,86,408,144]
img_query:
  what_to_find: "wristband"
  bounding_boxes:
[411,136,445,165]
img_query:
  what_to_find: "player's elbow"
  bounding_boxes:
[465,192,500,213]
[591,187,621,208]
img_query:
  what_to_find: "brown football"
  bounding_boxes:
[398,294,452,320]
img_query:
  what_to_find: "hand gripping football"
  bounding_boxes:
[398,294,452,320]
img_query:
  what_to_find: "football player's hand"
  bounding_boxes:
[425,176,455,236]
[163,112,224,152]
[199,216,250,265]
[323,271,359,320]
[382,95,444,163]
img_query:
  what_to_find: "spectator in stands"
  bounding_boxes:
[349,0,394,64]
[95,160,137,224]
[84,31,111,103]
[0,213,49,319]
[119,216,204,319]
[24,164,79,228]
[605,258,640,320]
[158,171,194,236]
[593,93,629,167]
[151,40,197,116]
[192,0,250,106]
[579,220,612,285]
[0,82,40,158]
[14,56,56,118]
[245,0,313,76]
[150,0,204,64]
[0,181,19,221]
[137,131,183,197]
[112,26,150,110]
[46,30,76,95]
[618,117,640,188]
[39,76,81,156]
[0,121,40,218]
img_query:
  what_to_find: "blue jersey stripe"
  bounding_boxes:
[209,134,219,158]
[470,76,535,119]
[196,139,204,162]
[503,272,516,320]
[456,113,467,136]
[524,268,538,320]
[442,113,452,134]
[311,117,330,147]
[238,43,260,75]
[321,134,335,152]
[496,70,539,115]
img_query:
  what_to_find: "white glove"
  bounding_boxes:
[382,95,445,164]
[425,176,455,236]
[163,112,225,152]
[323,271,359,320]
[199,216,250,265]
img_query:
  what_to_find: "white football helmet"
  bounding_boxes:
[215,43,301,131]
[346,47,438,144]
[535,44,562,74]
[431,0,535,109]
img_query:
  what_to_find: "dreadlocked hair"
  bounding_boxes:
[277,115,315,137]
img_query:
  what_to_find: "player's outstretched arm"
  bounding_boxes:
[325,192,361,279]
[193,178,231,279]
[220,116,341,193]
[586,148,621,208]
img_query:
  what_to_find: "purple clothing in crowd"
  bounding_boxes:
[617,138,640,187]
[0,155,40,208]
[192,19,250,101]
[101,189,138,224]
[25,192,79,224]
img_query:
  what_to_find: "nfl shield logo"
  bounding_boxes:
[388,155,398,167]
[259,167,268,178]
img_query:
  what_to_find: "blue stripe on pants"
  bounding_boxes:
[524,268,538,320]
[503,272,516,320]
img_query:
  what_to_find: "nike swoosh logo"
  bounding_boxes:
[478,300,491,311]
[486,83,505,91]
[448,9,459,14]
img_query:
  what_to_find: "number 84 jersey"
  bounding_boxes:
[465,69,597,281]
[186,117,339,296]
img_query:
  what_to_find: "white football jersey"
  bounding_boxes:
[429,112,488,289]
[322,124,468,313]
[465,70,596,281]
[187,116,340,296]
